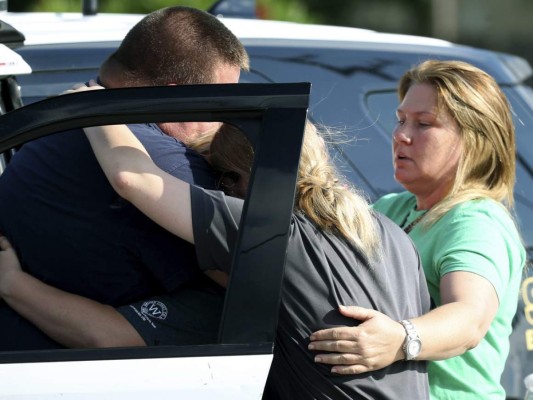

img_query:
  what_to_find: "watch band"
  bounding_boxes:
[399,319,422,361]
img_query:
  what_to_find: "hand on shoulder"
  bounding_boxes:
[308,305,405,374]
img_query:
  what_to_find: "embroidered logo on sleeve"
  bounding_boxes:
[140,300,168,320]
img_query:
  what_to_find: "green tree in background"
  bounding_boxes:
[5,0,432,36]
[6,0,319,24]
[8,0,215,13]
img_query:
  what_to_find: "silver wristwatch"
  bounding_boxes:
[399,319,422,360]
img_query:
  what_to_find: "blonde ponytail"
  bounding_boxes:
[195,121,381,260]
[296,122,380,259]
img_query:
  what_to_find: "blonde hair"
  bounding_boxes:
[295,122,379,257]
[398,60,517,225]
[190,122,380,260]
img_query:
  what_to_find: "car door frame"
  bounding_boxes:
[0,82,310,398]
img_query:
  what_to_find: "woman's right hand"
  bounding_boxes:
[0,235,23,297]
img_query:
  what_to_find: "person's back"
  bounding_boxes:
[263,211,430,399]
[188,123,431,398]
[0,6,249,350]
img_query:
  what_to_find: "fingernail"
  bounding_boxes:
[314,356,322,363]
[308,344,315,350]
[331,367,339,374]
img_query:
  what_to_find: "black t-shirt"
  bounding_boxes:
[0,123,217,350]
[190,187,431,400]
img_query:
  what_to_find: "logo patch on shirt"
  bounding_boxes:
[140,300,168,320]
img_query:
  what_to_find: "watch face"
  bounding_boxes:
[408,339,422,356]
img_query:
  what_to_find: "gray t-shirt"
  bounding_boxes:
[191,186,431,400]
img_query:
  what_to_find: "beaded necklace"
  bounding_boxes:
[400,208,427,234]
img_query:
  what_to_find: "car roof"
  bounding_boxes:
[0,11,452,47]
[0,12,143,45]
[1,11,530,85]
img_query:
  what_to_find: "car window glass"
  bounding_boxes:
[505,86,533,165]
[365,91,399,140]
[503,87,533,253]
[15,43,117,104]
[241,45,409,200]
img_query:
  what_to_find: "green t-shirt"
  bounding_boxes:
[374,192,525,400]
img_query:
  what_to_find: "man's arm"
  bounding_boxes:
[0,236,146,348]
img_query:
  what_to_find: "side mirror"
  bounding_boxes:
[0,43,31,78]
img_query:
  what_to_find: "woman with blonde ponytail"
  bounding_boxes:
[0,96,430,397]
[309,60,526,400]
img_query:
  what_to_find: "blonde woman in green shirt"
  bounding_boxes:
[309,60,526,399]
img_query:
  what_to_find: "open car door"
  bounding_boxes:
[0,82,310,399]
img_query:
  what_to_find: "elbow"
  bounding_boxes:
[464,337,481,352]
[469,328,488,350]
[468,310,494,351]
[461,322,490,353]
[109,170,138,200]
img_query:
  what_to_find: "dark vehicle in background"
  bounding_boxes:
[0,0,531,397]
